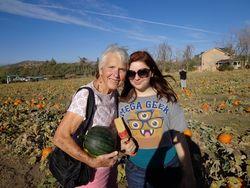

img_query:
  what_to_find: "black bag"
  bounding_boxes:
[145,130,183,188]
[49,87,95,188]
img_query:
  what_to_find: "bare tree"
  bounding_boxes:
[156,42,173,72]
[236,25,250,67]
[218,25,250,68]
[216,29,238,56]
[183,45,195,71]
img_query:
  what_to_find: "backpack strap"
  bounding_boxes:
[115,90,119,117]
[72,87,95,145]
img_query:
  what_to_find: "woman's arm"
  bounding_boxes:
[173,132,196,188]
[53,111,118,168]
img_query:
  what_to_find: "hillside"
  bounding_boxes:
[2,60,47,69]
[0,59,98,83]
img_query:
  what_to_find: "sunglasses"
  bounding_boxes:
[127,68,151,80]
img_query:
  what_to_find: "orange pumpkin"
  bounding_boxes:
[201,103,210,112]
[217,133,232,144]
[233,100,240,106]
[36,103,45,109]
[183,129,192,137]
[41,147,53,160]
[218,102,227,110]
[185,89,192,97]
[14,99,22,106]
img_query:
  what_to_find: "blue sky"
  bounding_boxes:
[0,0,249,65]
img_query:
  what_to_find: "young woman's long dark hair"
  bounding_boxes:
[120,51,177,103]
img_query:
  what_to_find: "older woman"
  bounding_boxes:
[53,45,135,188]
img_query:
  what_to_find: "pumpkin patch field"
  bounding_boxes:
[0,70,249,187]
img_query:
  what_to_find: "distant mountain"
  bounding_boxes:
[2,60,49,69]
[0,58,98,83]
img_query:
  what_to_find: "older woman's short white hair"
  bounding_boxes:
[98,44,129,70]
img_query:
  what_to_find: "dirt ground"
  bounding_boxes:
[0,146,45,188]
[0,145,127,188]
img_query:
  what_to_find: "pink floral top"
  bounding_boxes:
[68,81,118,188]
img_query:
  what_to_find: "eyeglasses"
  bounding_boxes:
[127,68,151,80]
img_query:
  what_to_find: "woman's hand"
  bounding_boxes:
[89,151,119,168]
[120,137,137,156]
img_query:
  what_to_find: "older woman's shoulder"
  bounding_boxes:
[72,84,93,100]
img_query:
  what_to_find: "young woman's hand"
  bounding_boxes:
[120,137,137,156]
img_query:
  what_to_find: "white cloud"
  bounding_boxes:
[0,0,169,42]
[113,28,168,43]
[80,10,221,35]
[0,0,109,31]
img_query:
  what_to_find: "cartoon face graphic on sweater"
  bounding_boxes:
[128,108,164,148]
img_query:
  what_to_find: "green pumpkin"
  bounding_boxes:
[84,126,117,157]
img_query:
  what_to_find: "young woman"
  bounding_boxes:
[53,45,135,188]
[119,51,196,188]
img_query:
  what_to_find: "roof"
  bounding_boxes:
[202,48,231,56]
[217,59,231,63]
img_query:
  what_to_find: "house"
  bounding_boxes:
[200,48,231,71]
